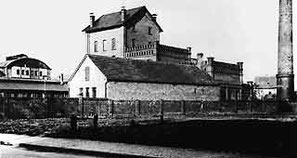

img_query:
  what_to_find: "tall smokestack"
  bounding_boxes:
[276,0,294,101]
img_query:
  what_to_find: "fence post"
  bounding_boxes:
[160,99,164,122]
[135,100,140,117]
[93,114,98,128]
[181,100,185,115]
[109,100,114,118]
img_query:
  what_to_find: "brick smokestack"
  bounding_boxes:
[276,0,294,101]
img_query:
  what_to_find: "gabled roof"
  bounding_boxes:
[83,6,163,33]
[71,54,216,86]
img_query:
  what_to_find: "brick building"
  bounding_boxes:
[193,53,243,101]
[83,6,191,64]
[69,55,220,101]
[0,54,68,98]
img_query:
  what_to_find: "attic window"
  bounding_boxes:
[148,27,152,35]
[85,66,90,81]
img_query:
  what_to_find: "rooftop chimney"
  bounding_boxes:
[196,53,204,69]
[187,47,192,52]
[121,6,126,22]
[152,14,157,21]
[59,73,64,85]
[90,13,95,27]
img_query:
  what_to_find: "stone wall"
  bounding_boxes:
[107,82,220,101]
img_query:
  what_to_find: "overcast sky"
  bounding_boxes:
[0,0,296,84]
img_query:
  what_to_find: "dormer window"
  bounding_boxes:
[94,41,98,52]
[148,27,152,35]
[111,38,116,50]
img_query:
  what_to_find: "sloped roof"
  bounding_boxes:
[0,57,51,70]
[0,77,68,92]
[86,55,215,85]
[83,6,163,33]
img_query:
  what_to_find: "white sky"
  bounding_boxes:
[0,0,296,84]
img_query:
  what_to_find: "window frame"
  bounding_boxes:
[148,26,152,35]
[103,40,107,51]
[85,66,90,81]
[92,87,96,98]
[94,41,98,52]
[111,38,116,50]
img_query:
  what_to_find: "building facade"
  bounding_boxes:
[254,76,277,100]
[193,53,243,101]
[69,55,220,101]
[82,6,191,64]
[0,54,68,98]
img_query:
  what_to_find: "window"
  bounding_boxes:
[35,71,38,76]
[40,71,42,76]
[21,70,24,75]
[111,38,116,50]
[85,66,90,81]
[16,69,20,75]
[148,27,152,35]
[86,87,90,98]
[132,39,136,47]
[92,87,96,98]
[132,26,136,32]
[79,88,83,97]
[103,40,107,51]
[94,41,98,52]
[26,70,29,75]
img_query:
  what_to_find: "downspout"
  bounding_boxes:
[105,80,108,98]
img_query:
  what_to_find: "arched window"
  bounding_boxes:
[111,38,116,50]
[94,41,98,52]
[85,66,90,81]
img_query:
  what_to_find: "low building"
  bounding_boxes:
[69,54,220,101]
[193,53,243,101]
[0,54,68,98]
[254,76,277,100]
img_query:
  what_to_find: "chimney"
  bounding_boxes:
[196,53,204,69]
[207,57,214,65]
[206,57,214,77]
[121,6,126,22]
[187,47,192,52]
[152,14,157,21]
[237,62,244,84]
[59,73,64,84]
[90,13,95,27]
